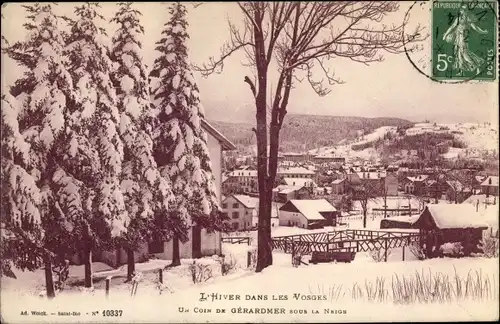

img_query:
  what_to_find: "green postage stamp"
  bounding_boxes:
[432,0,497,80]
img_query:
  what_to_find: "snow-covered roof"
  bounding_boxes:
[273,185,303,194]
[201,119,236,151]
[231,195,259,209]
[278,167,315,175]
[419,204,489,229]
[332,179,345,184]
[481,176,499,187]
[479,207,499,229]
[282,177,317,187]
[281,199,336,221]
[279,188,298,194]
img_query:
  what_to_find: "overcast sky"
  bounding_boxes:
[1,2,498,124]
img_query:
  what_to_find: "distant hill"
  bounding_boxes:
[208,114,413,152]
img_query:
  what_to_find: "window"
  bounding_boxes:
[232,212,239,219]
[222,212,228,218]
[222,203,228,209]
[232,222,239,230]
[232,203,239,208]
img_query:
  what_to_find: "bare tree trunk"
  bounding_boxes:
[83,245,93,288]
[44,257,55,299]
[363,209,367,228]
[252,12,273,272]
[256,188,273,272]
[171,233,181,267]
[126,248,135,282]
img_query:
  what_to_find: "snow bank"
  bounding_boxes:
[2,257,497,322]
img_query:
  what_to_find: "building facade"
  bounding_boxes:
[221,195,258,231]
[98,120,236,267]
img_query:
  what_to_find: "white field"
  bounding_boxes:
[406,122,499,158]
[2,201,498,323]
[310,122,498,163]
[1,243,498,323]
[309,126,397,161]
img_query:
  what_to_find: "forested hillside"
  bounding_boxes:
[210,114,413,151]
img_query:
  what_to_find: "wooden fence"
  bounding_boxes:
[221,236,251,245]
[271,229,421,256]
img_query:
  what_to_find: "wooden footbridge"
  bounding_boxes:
[221,229,422,264]
[271,229,421,256]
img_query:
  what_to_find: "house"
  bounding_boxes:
[221,195,259,231]
[98,120,236,267]
[278,166,316,180]
[312,155,345,164]
[481,176,499,196]
[412,204,488,258]
[279,199,338,229]
[281,177,317,189]
[272,185,311,203]
[223,169,258,194]
[279,152,312,163]
[332,178,347,194]
[401,175,429,195]
[384,172,399,196]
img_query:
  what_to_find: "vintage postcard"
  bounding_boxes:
[1,1,498,323]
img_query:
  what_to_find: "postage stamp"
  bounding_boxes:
[432,0,498,80]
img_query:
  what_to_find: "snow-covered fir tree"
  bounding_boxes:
[1,3,79,297]
[63,3,127,287]
[150,2,226,266]
[110,2,173,280]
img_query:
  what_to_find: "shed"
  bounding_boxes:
[278,199,338,229]
[412,204,488,258]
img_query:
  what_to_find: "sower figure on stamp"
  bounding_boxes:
[443,4,489,75]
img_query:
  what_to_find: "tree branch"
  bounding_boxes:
[244,76,256,97]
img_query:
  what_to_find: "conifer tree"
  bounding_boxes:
[63,2,127,287]
[150,2,225,266]
[1,3,78,298]
[110,2,173,281]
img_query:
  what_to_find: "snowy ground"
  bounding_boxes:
[406,122,499,157]
[1,243,498,322]
[2,202,498,322]
[309,126,397,161]
[310,122,498,163]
